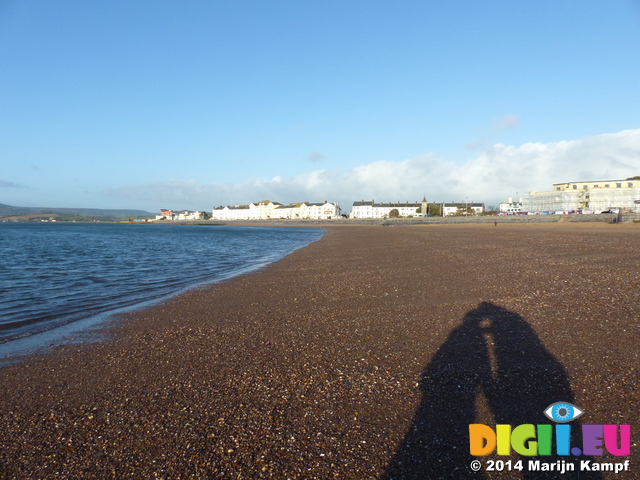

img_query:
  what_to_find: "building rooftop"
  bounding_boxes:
[552,179,639,186]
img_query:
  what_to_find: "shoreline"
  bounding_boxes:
[1,223,638,478]
[0,224,326,363]
[146,210,640,226]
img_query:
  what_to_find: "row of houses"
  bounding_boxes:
[158,198,488,221]
[350,199,429,219]
[350,198,485,218]
[211,198,486,220]
[211,201,342,220]
[500,178,640,214]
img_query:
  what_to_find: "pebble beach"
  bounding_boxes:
[1,223,639,479]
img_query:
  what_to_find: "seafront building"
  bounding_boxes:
[499,198,524,214]
[211,200,342,220]
[521,179,640,213]
[350,198,429,219]
[211,201,281,221]
[350,198,487,218]
[441,202,485,216]
[157,209,174,220]
[272,201,342,220]
[155,209,206,221]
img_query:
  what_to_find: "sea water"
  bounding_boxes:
[0,223,324,358]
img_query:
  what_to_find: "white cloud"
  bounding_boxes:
[102,129,640,212]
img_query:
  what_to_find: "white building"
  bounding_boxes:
[211,201,283,221]
[271,201,342,219]
[442,202,485,216]
[350,199,428,219]
[212,200,341,220]
[522,179,640,213]
[176,210,205,221]
[291,201,341,219]
[155,209,205,220]
[272,204,298,220]
[499,198,523,214]
[254,200,283,219]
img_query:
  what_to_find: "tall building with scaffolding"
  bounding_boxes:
[522,178,640,213]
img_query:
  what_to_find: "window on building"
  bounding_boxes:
[594,185,599,188]
[556,187,561,191]
[628,182,634,187]
[583,185,588,189]
[617,183,622,188]
[605,184,610,188]
[573,185,577,189]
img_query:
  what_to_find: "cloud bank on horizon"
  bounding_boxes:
[101,128,640,211]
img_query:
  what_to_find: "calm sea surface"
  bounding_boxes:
[0,223,324,348]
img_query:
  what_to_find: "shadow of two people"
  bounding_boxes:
[383,302,602,480]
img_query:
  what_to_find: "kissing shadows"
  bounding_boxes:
[383,302,601,480]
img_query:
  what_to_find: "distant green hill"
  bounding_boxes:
[0,203,153,219]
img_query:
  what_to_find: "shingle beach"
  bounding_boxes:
[1,223,639,479]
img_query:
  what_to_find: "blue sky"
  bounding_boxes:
[1,0,639,212]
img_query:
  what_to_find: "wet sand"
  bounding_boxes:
[1,223,639,479]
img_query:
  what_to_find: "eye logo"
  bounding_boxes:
[544,402,584,423]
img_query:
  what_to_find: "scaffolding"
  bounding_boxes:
[586,188,640,212]
[522,187,640,213]
[522,191,580,213]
